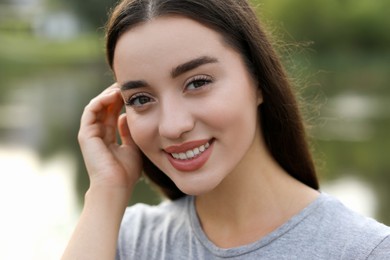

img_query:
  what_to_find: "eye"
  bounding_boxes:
[125,93,154,107]
[185,75,213,90]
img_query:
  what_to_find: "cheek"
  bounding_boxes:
[200,85,259,132]
[126,113,157,150]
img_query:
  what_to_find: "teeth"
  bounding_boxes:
[193,148,200,155]
[186,150,194,158]
[171,142,210,160]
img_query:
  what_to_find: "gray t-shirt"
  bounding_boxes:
[116,193,390,259]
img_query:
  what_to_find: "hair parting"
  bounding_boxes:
[105,0,319,200]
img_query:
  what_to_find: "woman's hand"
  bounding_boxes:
[62,84,141,260]
[78,83,142,192]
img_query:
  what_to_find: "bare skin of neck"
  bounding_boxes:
[195,130,319,248]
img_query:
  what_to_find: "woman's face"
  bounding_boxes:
[114,16,263,195]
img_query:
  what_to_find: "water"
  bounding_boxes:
[0,147,78,259]
[0,67,107,259]
[314,92,390,142]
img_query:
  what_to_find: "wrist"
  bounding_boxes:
[84,184,134,215]
[62,185,133,260]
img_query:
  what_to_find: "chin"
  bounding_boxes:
[174,178,222,197]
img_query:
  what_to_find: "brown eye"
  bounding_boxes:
[186,75,212,90]
[126,94,154,107]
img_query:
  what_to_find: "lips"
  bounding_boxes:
[164,139,214,172]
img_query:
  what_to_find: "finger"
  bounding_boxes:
[78,122,106,145]
[100,92,123,144]
[101,90,124,144]
[101,82,120,95]
[88,83,120,111]
[118,113,136,146]
[79,87,122,144]
[105,90,124,128]
[81,89,121,127]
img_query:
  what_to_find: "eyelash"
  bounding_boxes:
[125,92,154,107]
[185,75,213,91]
[124,75,214,109]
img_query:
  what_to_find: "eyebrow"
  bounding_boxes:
[120,80,148,91]
[171,56,218,78]
[120,56,218,91]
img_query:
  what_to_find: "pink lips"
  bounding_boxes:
[164,139,213,172]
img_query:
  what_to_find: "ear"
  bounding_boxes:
[256,87,263,106]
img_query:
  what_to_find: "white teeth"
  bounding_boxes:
[186,150,195,158]
[171,142,210,160]
[193,148,200,155]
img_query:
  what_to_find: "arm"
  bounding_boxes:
[62,84,142,260]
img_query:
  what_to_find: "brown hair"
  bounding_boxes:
[105,0,319,200]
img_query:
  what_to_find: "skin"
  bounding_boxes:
[62,16,319,259]
[114,16,262,196]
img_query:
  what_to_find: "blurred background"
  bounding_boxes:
[0,0,389,259]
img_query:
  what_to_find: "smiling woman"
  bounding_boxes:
[61,0,390,259]
[114,16,264,196]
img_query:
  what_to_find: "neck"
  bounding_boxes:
[195,131,319,248]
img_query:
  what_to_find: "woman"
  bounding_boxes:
[62,0,390,259]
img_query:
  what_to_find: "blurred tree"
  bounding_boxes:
[64,0,118,30]
[254,0,390,52]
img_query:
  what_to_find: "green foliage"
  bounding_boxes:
[64,0,118,29]
[253,0,390,52]
[0,33,103,75]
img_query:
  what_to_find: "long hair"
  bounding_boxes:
[105,0,319,200]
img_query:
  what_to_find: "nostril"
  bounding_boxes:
[158,116,195,139]
[158,99,195,139]
[158,109,194,136]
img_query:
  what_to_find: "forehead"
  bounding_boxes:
[113,16,231,73]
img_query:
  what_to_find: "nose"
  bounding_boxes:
[158,98,195,140]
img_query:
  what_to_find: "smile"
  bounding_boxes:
[164,139,214,172]
[171,142,210,160]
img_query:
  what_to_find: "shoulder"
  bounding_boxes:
[367,235,390,259]
[122,196,189,224]
[306,193,390,258]
[117,196,192,259]
[316,193,389,235]
[120,195,190,235]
